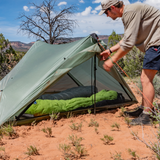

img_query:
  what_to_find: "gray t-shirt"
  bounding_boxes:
[120,3,160,52]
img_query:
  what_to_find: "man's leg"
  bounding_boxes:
[124,69,157,117]
[130,69,157,125]
[141,69,157,112]
[124,45,160,122]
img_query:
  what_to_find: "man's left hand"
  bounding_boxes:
[103,59,114,72]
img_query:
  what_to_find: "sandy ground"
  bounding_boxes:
[0,82,160,160]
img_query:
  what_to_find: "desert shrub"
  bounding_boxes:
[95,127,99,134]
[25,145,40,156]
[68,135,83,146]
[111,122,120,131]
[70,123,82,132]
[59,135,87,160]
[123,46,144,78]
[88,119,99,127]
[59,143,71,159]
[0,123,18,138]
[128,148,139,159]
[42,127,52,137]
[100,135,113,145]
[110,151,123,160]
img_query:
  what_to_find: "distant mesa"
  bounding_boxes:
[10,41,35,52]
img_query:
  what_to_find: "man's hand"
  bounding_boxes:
[103,59,114,72]
[100,49,110,61]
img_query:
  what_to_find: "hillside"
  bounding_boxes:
[10,35,110,52]
[10,41,35,52]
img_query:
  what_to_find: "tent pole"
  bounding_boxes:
[119,82,133,101]
[94,54,97,115]
[67,72,82,86]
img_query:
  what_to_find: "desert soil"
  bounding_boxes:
[0,82,160,160]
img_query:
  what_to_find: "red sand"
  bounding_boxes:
[0,82,159,160]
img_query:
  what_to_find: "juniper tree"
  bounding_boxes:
[0,33,19,78]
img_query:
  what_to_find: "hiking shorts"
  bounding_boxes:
[143,46,160,70]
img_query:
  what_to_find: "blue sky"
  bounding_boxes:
[0,0,160,43]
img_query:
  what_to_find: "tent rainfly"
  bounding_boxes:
[0,34,137,125]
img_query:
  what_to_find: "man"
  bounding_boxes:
[99,0,160,125]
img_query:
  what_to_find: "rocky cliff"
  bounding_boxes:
[10,41,34,52]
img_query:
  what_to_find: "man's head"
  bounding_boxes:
[99,0,122,16]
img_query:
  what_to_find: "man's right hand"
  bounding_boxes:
[100,49,111,61]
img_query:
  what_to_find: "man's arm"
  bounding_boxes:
[100,40,122,61]
[103,47,128,72]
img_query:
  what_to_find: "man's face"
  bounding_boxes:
[105,7,118,20]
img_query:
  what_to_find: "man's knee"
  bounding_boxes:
[141,69,157,85]
[140,73,153,85]
[140,74,148,85]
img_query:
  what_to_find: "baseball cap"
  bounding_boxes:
[99,0,119,15]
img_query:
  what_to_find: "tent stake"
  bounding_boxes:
[94,54,97,115]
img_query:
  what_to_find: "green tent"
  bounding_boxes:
[0,34,137,125]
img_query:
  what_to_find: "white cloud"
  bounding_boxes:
[80,20,86,23]
[92,0,101,3]
[81,6,92,16]
[79,0,84,3]
[30,6,35,9]
[76,13,81,16]
[58,2,67,6]
[143,0,160,9]
[123,0,130,5]
[92,4,101,15]
[72,12,124,38]
[92,10,97,14]
[23,6,29,12]
[95,5,102,11]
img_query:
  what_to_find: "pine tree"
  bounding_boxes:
[108,30,122,48]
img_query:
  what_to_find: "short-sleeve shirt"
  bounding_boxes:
[120,3,160,52]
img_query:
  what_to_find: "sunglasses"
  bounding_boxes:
[104,8,111,15]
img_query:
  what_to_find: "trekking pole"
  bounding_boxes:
[90,33,104,115]
[94,54,97,115]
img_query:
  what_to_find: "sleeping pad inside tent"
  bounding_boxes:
[0,34,137,125]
